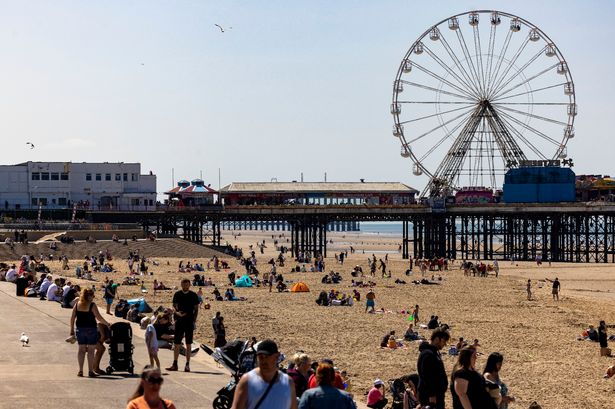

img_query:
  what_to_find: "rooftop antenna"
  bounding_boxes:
[324,172,327,182]
[200,170,203,179]
[301,172,304,182]
[172,168,175,186]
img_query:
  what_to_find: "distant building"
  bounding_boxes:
[165,179,218,207]
[503,166,576,203]
[0,161,156,210]
[220,181,418,205]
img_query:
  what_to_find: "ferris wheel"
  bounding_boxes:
[391,10,576,197]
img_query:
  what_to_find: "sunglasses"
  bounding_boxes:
[146,377,164,385]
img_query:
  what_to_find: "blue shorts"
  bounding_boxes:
[76,327,98,345]
[366,299,375,307]
[104,297,113,305]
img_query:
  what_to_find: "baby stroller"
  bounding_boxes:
[106,322,135,374]
[388,377,406,409]
[388,374,419,409]
[201,339,256,409]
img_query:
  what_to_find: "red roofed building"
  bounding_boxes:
[165,179,218,207]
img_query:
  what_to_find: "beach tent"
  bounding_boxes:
[235,275,253,287]
[291,282,310,292]
[127,297,153,313]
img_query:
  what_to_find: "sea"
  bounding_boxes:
[359,222,404,235]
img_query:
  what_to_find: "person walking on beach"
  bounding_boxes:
[69,287,111,377]
[526,279,532,301]
[166,278,199,372]
[546,277,560,301]
[450,347,497,409]
[232,339,297,409]
[417,328,450,409]
[212,311,221,343]
[103,279,117,315]
[298,363,355,409]
[126,366,176,409]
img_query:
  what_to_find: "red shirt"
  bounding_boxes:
[307,373,345,390]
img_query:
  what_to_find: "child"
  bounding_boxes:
[197,287,204,309]
[144,316,160,368]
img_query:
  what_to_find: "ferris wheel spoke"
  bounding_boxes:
[422,44,481,99]
[437,30,483,97]
[495,102,569,106]
[485,24,498,108]
[490,45,547,98]
[407,106,477,144]
[493,62,559,100]
[496,113,549,159]
[400,80,474,101]
[398,101,474,104]
[493,107,561,145]
[492,82,567,102]
[399,104,475,125]
[473,25,487,96]
[487,29,513,98]
[487,35,532,98]
[411,61,478,99]
[454,27,484,96]
[417,116,470,162]
[492,103,568,126]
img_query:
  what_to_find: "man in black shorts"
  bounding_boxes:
[166,278,200,372]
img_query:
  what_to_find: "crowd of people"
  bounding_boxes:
[3,230,614,409]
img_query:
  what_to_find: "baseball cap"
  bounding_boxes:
[256,339,279,356]
[374,378,384,386]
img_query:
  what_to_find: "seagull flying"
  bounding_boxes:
[26,142,34,149]
[20,332,29,347]
[214,24,232,33]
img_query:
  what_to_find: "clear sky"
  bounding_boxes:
[0,0,611,193]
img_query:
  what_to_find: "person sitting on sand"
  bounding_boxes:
[212,287,223,301]
[352,289,361,302]
[404,324,420,341]
[367,379,388,409]
[387,337,399,349]
[427,315,439,330]
[588,325,599,342]
[127,304,141,323]
[316,291,329,306]
[381,331,395,348]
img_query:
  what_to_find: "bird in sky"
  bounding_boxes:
[215,24,232,33]
[26,142,34,149]
[20,332,29,347]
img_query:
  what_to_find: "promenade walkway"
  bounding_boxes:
[0,281,227,409]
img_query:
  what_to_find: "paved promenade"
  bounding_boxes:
[0,282,228,409]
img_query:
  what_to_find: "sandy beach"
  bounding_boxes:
[6,229,615,409]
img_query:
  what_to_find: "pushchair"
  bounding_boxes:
[388,377,406,409]
[388,373,420,409]
[201,339,256,409]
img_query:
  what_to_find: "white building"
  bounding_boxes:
[0,162,156,211]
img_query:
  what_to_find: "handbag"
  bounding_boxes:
[254,370,279,409]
